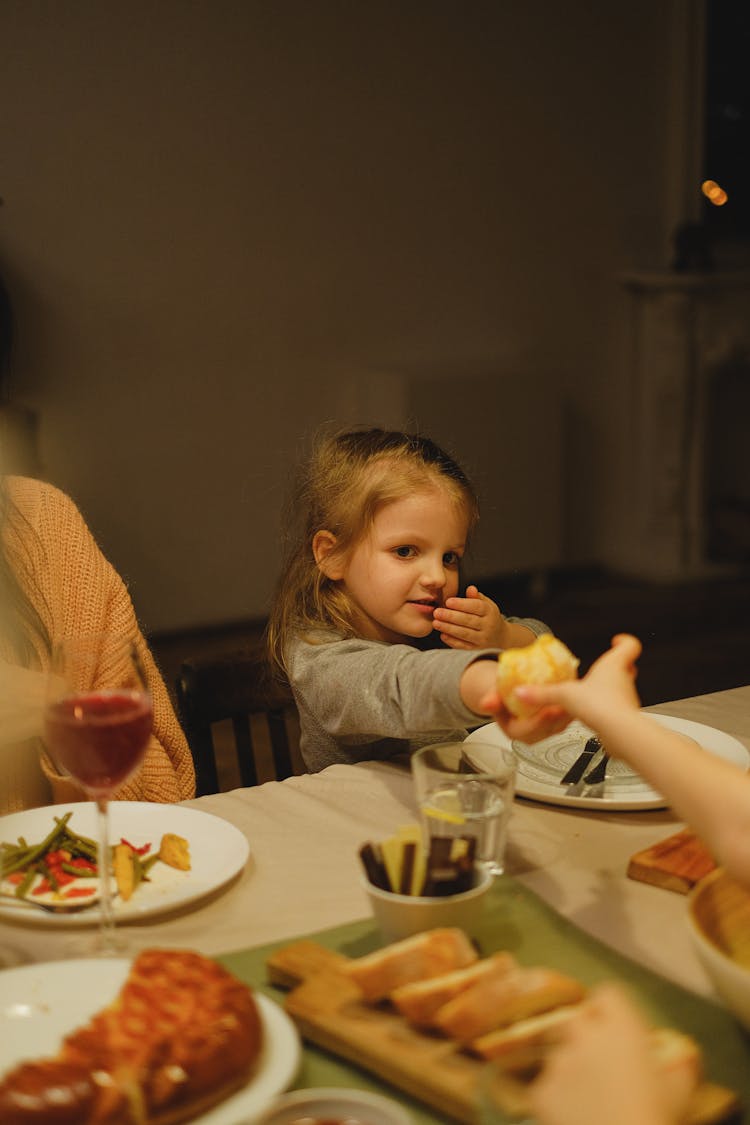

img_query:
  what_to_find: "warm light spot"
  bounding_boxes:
[701,179,729,206]
[73,704,83,720]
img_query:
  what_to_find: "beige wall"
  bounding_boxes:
[0,1,682,631]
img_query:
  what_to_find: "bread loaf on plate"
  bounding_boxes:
[343,927,477,1002]
[496,634,579,718]
[0,949,263,1125]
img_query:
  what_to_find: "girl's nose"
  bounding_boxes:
[420,558,447,589]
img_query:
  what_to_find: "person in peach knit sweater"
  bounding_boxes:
[0,475,196,813]
[0,279,194,812]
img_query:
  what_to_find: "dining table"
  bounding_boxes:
[2,684,750,1122]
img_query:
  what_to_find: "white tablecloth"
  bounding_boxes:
[2,685,749,1005]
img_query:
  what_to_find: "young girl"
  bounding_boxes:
[266,427,550,772]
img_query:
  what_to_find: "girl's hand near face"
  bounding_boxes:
[434,586,535,650]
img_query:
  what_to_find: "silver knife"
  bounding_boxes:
[583,751,610,787]
[559,736,601,785]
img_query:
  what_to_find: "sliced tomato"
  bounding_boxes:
[63,886,98,899]
[45,850,69,865]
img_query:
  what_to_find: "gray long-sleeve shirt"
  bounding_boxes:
[287,617,549,772]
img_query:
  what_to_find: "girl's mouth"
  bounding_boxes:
[409,599,438,614]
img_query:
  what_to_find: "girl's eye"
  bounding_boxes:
[394,546,416,559]
[443,551,461,567]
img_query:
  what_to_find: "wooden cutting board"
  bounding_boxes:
[266,939,739,1125]
[627,829,717,894]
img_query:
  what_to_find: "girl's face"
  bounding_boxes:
[336,485,469,645]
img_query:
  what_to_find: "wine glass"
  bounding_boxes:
[44,634,153,954]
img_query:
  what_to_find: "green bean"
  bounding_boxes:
[37,861,59,892]
[140,853,160,876]
[14,865,36,899]
[132,852,144,890]
[61,863,98,878]
[61,826,98,860]
[1,843,33,865]
[0,815,71,877]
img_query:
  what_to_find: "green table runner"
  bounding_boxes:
[220,876,750,1124]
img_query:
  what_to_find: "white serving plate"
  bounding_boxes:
[0,957,300,1123]
[465,714,750,811]
[0,801,249,925]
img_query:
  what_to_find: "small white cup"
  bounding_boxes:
[362,866,492,942]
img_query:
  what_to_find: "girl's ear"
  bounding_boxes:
[312,530,344,580]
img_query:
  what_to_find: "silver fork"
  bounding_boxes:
[582,750,610,793]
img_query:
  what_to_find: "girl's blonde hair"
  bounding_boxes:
[266,427,479,676]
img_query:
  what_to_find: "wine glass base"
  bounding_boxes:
[66,927,130,958]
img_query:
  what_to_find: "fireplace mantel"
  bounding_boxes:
[613,270,750,580]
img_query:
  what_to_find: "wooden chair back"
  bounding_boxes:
[176,648,299,796]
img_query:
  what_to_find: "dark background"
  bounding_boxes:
[1,1,748,709]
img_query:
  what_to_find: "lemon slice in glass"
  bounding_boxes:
[422,791,466,825]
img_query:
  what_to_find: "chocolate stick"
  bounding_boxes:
[358,842,390,891]
[399,841,416,895]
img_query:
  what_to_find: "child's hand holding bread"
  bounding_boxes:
[483,633,581,743]
[501,633,643,744]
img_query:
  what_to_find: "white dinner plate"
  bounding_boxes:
[0,801,249,925]
[465,714,750,811]
[0,958,300,1124]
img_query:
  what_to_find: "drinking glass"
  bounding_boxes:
[44,634,153,953]
[411,741,517,876]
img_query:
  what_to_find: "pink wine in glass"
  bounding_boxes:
[45,691,153,797]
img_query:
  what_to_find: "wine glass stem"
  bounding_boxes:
[96,796,116,950]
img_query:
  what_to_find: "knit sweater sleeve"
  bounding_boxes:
[25,480,195,803]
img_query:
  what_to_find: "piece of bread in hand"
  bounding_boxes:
[471,1004,582,1072]
[343,928,478,1003]
[471,1008,703,1089]
[391,951,518,1027]
[650,1026,703,1080]
[434,965,586,1041]
[497,634,579,718]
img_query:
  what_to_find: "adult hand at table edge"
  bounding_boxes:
[528,982,688,1125]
